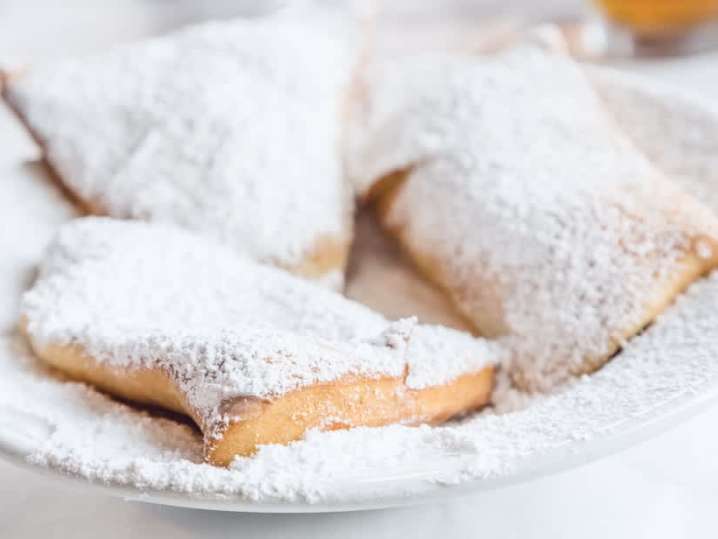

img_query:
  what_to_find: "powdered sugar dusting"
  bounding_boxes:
[5,268,718,503]
[3,28,718,508]
[22,218,498,435]
[349,44,718,390]
[4,8,357,276]
[589,65,718,214]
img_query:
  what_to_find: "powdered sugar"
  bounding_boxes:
[5,266,718,503]
[4,8,358,277]
[3,25,718,508]
[22,218,498,436]
[349,45,718,390]
[589,65,718,214]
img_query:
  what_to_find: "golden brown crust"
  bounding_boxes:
[25,339,192,418]
[24,329,494,466]
[208,367,494,466]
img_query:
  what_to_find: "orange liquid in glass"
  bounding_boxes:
[597,0,718,34]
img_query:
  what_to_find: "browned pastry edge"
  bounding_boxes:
[24,328,494,467]
[371,167,718,388]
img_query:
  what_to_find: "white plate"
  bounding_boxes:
[2,55,718,513]
[1,319,718,513]
[1,348,718,514]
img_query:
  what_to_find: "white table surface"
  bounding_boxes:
[2,2,718,537]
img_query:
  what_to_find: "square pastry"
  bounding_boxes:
[3,8,361,286]
[348,43,718,390]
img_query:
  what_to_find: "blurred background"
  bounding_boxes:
[2,0,718,63]
[0,0,580,60]
[2,0,717,89]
